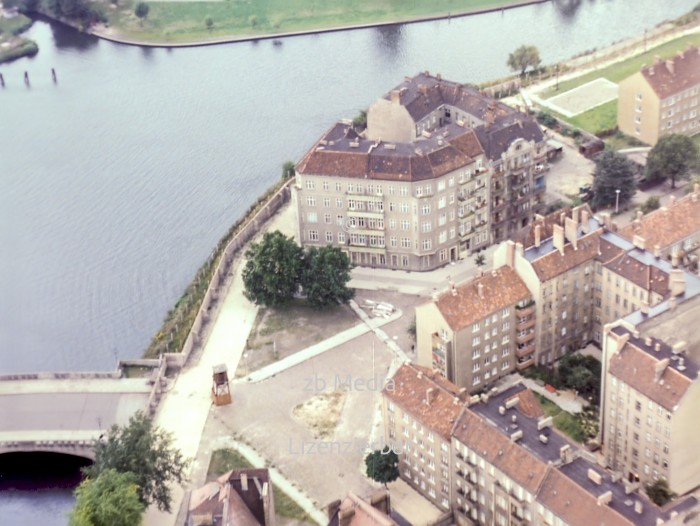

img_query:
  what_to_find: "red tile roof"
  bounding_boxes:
[433,266,531,332]
[383,363,466,439]
[531,230,602,282]
[640,46,700,99]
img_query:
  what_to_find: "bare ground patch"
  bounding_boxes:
[292,390,347,439]
[236,299,359,377]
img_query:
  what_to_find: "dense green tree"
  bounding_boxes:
[591,149,636,209]
[365,450,399,488]
[135,2,149,23]
[242,230,303,307]
[507,45,541,76]
[301,245,354,308]
[205,16,213,31]
[474,253,486,267]
[646,134,700,188]
[640,195,660,215]
[69,469,144,526]
[646,478,676,506]
[84,412,187,512]
[59,0,86,19]
[557,353,601,406]
[352,109,367,131]
[281,160,295,180]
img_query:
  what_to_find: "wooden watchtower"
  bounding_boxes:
[212,364,232,406]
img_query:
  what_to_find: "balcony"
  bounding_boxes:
[516,358,535,371]
[516,317,536,331]
[515,304,535,317]
[516,330,535,345]
[516,342,535,358]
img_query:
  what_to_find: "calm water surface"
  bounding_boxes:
[0,0,697,522]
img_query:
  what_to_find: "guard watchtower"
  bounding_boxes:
[212,364,232,406]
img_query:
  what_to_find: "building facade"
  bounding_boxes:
[617,46,700,146]
[295,73,547,271]
[415,265,534,392]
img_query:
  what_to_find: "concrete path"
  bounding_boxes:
[235,305,402,384]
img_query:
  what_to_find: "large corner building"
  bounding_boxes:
[294,72,548,271]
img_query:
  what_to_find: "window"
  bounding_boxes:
[336,198,343,208]
[400,220,410,230]
[337,232,345,243]
[400,203,410,213]
[421,203,431,215]
[401,237,412,249]
[308,230,319,241]
[422,239,432,250]
[325,231,333,242]
[324,213,331,224]
[305,180,315,190]
[473,336,481,346]
[306,196,316,207]
[473,375,481,386]
[307,212,317,223]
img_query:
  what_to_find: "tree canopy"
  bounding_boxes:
[301,245,355,308]
[135,1,149,20]
[365,449,399,488]
[645,134,699,188]
[83,411,188,512]
[646,478,676,507]
[243,231,355,309]
[591,149,636,209]
[70,469,144,526]
[281,160,296,180]
[507,45,541,76]
[243,231,303,307]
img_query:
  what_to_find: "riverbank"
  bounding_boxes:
[0,13,38,64]
[91,0,546,47]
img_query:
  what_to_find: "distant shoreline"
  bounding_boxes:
[90,0,549,48]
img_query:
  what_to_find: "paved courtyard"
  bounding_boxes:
[546,78,619,117]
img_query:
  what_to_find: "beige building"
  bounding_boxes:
[381,363,467,511]
[600,271,700,495]
[617,46,700,145]
[294,73,547,271]
[618,186,700,269]
[382,373,700,525]
[415,266,534,392]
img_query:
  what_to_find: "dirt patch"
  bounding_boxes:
[236,299,359,377]
[292,390,347,439]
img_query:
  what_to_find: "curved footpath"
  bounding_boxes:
[90,0,548,48]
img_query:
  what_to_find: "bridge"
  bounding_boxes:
[0,361,166,460]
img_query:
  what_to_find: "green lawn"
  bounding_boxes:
[534,394,586,443]
[543,33,700,99]
[104,0,537,43]
[568,99,618,135]
[207,448,313,522]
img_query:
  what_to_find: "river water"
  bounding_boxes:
[0,0,697,522]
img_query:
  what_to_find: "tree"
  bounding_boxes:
[646,478,676,506]
[591,149,636,209]
[70,469,144,526]
[242,230,303,307]
[352,109,367,131]
[474,253,486,267]
[281,160,295,180]
[301,245,354,308]
[646,134,700,189]
[640,195,660,215]
[83,412,187,512]
[365,449,399,488]
[205,16,213,31]
[135,2,149,23]
[507,45,541,76]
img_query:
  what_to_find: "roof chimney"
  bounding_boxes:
[505,240,516,268]
[241,473,248,492]
[478,282,485,298]
[640,301,650,315]
[553,224,565,256]
[588,469,603,485]
[510,429,523,442]
[537,416,553,430]
[560,444,573,464]
[565,217,578,250]
[572,206,581,225]
[581,209,590,233]
[534,225,542,248]
[635,501,644,515]
[669,269,686,297]
[654,342,661,352]
[597,491,613,506]
[666,59,675,75]
[601,213,612,230]
[653,245,661,259]
[559,212,566,226]
[654,358,670,382]
[426,388,435,405]
[390,90,400,103]
[670,195,676,207]
[632,235,646,251]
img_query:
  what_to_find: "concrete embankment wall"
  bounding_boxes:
[162,180,292,369]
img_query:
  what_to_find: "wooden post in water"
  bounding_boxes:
[24,71,29,87]
[51,68,57,83]
[0,73,4,88]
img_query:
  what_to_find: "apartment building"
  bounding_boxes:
[382,374,700,525]
[618,185,700,269]
[600,271,700,495]
[294,72,547,271]
[381,363,467,511]
[415,265,535,392]
[617,45,700,145]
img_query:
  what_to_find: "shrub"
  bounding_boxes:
[536,111,557,128]
[640,196,660,214]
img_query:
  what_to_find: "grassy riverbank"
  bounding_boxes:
[97,0,538,44]
[0,14,38,64]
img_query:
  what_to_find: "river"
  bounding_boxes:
[0,0,697,522]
